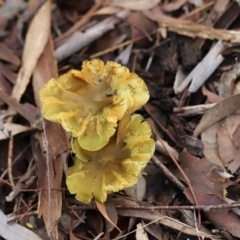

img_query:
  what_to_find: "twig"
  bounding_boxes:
[131,49,138,72]
[90,29,161,59]
[144,104,177,143]
[7,136,14,187]
[5,161,37,202]
[0,143,31,179]
[0,178,67,193]
[181,1,215,20]
[113,218,162,240]
[156,137,198,205]
[55,10,130,62]
[159,20,240,43]
[152,155,185,190]
[91,38,136,59]
[155,140,179,160]
[71,202,240,211]
[54,2,101,47]
[66,203,85,223]
[178,88,190,108]
[177,40,225,93]
[7,210,38,223]
[0,112,26,193]
[156,136,201,230]
[174,103,216,116]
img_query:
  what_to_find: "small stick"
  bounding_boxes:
[174,103,216,116]
[152,155,185,191]
[144,104,177,143]
[155,139,179,161]
[70,202,240,211]
[7,136,14,187]
[177,40,225,93]
[7,210,38,223]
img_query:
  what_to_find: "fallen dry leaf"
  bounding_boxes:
[31,135,62,240]
[219,63,240,97]
[117,208,217,239]
[32,38,69,240]
[233,125,240,148]
[194,94,240,136]
[177,151,230,203]
[125,174,146,201]
[86,211,104,237]
[177,151,240,238]
[69,227,80,240]
[0,89,40,127]
[0,42,20,66]
[233,77,240,95]
[201,123,225,169]
[141,220,164,239]
[12,0,51,102]
[0,123,33,140]
[0,210,42,240]
[105,201,119,234]
[0,62,17,84]
[136,223,149,240]
[217,114,240,173]
[202,85,224,103]
[0,70,11,104]
[95,200,121,232]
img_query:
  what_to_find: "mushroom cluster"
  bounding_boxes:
[40,59,155,203]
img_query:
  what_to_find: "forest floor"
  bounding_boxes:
[1,0,240,239]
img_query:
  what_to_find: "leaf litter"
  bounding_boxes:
[2,0,240,239]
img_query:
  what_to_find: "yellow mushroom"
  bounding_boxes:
[66,114,155,203]
[40,59,149,151]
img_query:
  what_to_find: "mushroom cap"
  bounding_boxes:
[66,114,155,203]
[40,59,149,151]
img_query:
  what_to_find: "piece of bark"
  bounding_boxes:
[55,10,129,62]
[177,41,225,94]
